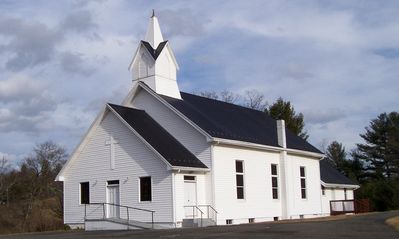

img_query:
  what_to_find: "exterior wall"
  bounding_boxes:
[63,111,173,225]
[155,48,176,81]
[132,47,155,81]
[285,154,323,219]
[132,46,180,98]
[321,188,355,215]
[173,172,210,226]
[212,145,282,225]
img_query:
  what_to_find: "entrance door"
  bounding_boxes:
[184,177,197,217]
[107,183,120,218]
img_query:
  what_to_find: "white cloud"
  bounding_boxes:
[0,0,398,159]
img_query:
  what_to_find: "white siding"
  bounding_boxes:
[132,47,155,81]
[63,111,173,225]
[213,145,282,224]
[173,173,208,224]
[321,188,355,215]
[155,49,175,80]
[285,154,322,218]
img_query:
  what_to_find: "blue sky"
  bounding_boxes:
[1,0,398,165]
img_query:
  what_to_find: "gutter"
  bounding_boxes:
[212,137,325,159]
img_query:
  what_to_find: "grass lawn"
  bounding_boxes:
[386,216,399,230]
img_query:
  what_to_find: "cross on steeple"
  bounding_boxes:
[105,135,118,170]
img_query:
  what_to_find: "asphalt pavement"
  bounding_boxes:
[1,210,398,239]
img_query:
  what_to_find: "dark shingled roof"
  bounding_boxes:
[320,159,357,185]
[141,40,168,60]
[160,92,322,154]
[108,103,207,169]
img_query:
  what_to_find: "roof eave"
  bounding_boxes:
[55,105,110,182]
[212,137,325,159]
[170,166,210,173]
[321,181,360,190]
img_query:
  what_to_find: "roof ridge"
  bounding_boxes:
[180,91,267,114]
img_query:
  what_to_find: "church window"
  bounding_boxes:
[300,166,307,199]
[80,182,90,204]
[271,164,279,199]
[140,177,152,202]
[235,160,245,199]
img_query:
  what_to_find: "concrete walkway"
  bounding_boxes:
[1,211,398,239]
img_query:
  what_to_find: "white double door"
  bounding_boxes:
[184,181,197,217]
[107,185,120,218]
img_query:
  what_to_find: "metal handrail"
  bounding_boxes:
[84,202,155,229]
[88,202,155,213]
[197,204,218,214]
[197,205,218,224]
[184,205,205,227]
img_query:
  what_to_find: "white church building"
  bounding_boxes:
[56,13,359,230]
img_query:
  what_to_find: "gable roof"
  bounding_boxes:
[320,159,358,186]
[108,103,207,169]
[159,92,322,154]
[141,40,168,60]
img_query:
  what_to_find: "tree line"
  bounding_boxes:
[325,112,399,211]
[196,90,399,211]
[0,142,67,234]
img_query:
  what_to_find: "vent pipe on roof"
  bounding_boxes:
[277,120,286,148]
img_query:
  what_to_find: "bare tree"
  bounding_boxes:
[196,90,219,100]
[243,90,268,111]
[20,141,67,231]
[220,90,241,104]
[0,156,9,203]
[0,156,9,175]
[0,157,17,207]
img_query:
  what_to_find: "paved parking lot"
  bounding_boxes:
[1,210,398,239]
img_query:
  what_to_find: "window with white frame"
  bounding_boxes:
[235,160,244,199]
[300,166,307,199]
[271,164,279,199]
[321,185,326,196]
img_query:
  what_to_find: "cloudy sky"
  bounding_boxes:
[1,0,398,165]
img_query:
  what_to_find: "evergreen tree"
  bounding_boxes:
[326,141,347,172]
[265,97,309,140]
[354,112,399,179]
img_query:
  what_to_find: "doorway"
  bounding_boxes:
[107,180,120,218]
[184,176,197,217]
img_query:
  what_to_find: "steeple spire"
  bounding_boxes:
[129,12,181,99]
[144,10,164,48]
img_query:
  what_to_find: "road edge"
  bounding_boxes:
[386,216,399,231]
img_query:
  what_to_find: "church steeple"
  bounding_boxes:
[129,11,181,99]
[144,10,164,49]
